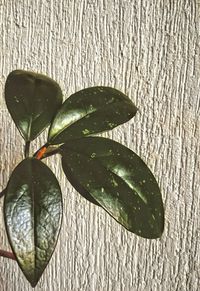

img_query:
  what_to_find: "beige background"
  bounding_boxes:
[0,1,200,290]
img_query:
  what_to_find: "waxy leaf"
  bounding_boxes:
[5,70,63,141]
[4,158,63,287]
[61,137,164,238]
[61,160,100,206]
[48,87,137,144]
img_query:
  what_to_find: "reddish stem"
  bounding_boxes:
[36,146,47,160]
[0,249,16,260]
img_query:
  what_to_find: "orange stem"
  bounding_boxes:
[36,146,47,160]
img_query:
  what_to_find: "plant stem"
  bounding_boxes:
[24,141,30,158]
[34,144,60,160]
[35,145,48,160]
[41,147,60,159]
[0,188,6,198]
[0,249,16,260]
[33,143,48,159]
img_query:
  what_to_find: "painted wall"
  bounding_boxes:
[0,1,199,290]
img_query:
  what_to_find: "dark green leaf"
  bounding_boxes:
[60,137,164,239]
[4,158,63,287]
[5,70,63,141]
[48,87,137,144]
[61,160,100,206]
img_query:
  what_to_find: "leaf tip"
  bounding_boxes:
[30,281,38,288]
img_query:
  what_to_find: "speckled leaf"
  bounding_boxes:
[61,160,100,206]
[5,70,63,141]
[60,137,164,239]
[48,87,137,144]
[4,158,63,287]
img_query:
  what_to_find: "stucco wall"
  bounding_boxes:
[0,1,199,290]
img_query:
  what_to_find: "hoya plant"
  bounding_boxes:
[0,70,164,287]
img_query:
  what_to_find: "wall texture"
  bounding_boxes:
[0,1,199,290]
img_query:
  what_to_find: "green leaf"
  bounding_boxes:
[48,87,137,144]
[5,70,63,141]
[60,137,164,239]
[61,160,100,206]
[4,158,63,287]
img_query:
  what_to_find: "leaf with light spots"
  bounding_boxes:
[60,137,164,239]
[5,70,63,141]
[48,86,137,144]
[4,158,63,287]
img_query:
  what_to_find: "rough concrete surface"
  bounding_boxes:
[0,1,200,290]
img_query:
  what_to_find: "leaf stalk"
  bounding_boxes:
[34,144,60,160]
[0,249,16,260]
[0,188,6,198]
[24,141,30,158]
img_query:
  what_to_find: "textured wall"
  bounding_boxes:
[0,1,200,290]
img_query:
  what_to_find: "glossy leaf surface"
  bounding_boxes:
[5,70,63,141]
[4,158,63,287]
[48,87,137,144]
[61,160,100,206]
[61,137,164,238]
